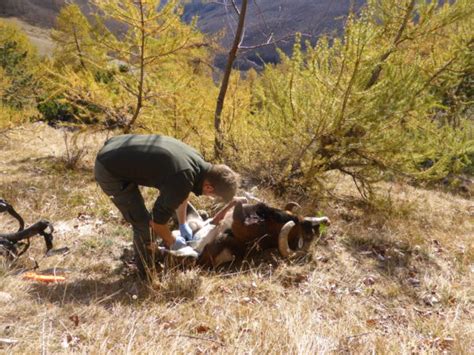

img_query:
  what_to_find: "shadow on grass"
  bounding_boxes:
[344,231,439,267]
[341,228,442,302]
[27,274,150,307]
[6,156,92,177]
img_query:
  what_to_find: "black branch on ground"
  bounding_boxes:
[0,199,54,259]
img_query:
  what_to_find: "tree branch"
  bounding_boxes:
[365,0,416,90]
[214,0,248,160]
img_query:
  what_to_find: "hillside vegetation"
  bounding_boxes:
[0,0,473,352]
[0,17,53,57]
[0,0,364,67]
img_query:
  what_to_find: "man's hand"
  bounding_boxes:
[150,220,189,250]
[150,221,175,248]
[171,235,187,250]
[179,223,193,241]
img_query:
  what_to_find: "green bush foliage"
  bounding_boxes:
[36,96,79,124]
[45,0,216,137]
[224,0,473,195]
[0,21,39,109]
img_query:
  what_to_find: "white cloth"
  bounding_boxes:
[170,219,218,257]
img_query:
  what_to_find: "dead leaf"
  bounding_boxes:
[363,276,376,286]
[366,319,377,327]
[61,334,79,349]
[218,286,232,294]
[69,315,79,327]
[438,337,455,350]
[196,325,211,333]
[294,273,309,284]
[162,321,176,330]
[447,295,456,305]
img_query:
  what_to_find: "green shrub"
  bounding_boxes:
[225,0,473,197]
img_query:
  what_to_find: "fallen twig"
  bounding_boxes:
[0,338,19,346]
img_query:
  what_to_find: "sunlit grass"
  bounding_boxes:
[0,123,472,353]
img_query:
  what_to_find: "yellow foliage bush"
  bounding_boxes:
[223,0,473,196]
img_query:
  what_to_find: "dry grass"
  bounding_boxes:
[0,123,473,353]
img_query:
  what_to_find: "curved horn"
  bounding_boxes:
[278,220,296,257]
[213,248,235,268]
[284,202,301,213]
[304,216,331,226]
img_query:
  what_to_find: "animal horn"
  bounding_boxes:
[303,216,331,226]
[278,220,296,257]
[284,202,301,213]
[213,248,235,268]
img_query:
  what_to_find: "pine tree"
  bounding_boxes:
[90,0,208,131]
[51,4,101,71]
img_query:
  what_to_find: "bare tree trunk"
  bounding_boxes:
[214,0,248,160]
[125,0,146,133]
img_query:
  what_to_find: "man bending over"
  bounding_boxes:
[94,134,239,279]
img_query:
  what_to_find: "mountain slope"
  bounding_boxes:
[0,0,365,67]
[183,0,365,67]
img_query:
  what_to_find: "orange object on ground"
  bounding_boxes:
[22,272,66,283]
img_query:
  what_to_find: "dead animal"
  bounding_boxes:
[165,199,330,268]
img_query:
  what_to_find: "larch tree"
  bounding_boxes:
[0,20,39,110]
[232,0,473,196]
[51,4,100,71]
[90,0,207,132]
[47,0,209,132]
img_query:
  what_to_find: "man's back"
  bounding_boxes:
[96,135,210,188]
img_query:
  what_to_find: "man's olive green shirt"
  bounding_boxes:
[96,134,211,224]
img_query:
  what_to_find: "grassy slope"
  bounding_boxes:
[0,123,472,353]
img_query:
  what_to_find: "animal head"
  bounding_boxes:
[231,201,330,257]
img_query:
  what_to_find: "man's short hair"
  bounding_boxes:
[205,164,239,202]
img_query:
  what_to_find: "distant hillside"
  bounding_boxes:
[0,0,90,27]
[0,17,53,57]
[0,0,365,68]
[183,0,365,68]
